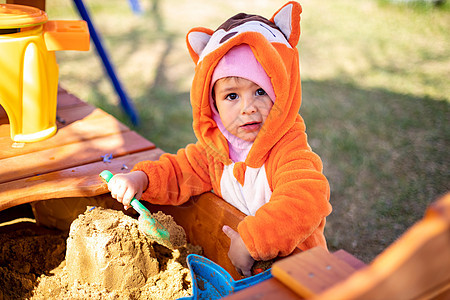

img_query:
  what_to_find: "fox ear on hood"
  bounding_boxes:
[271,1,302,47]
[186,27,214,64]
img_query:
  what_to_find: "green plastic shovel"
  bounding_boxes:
[99,170,171,247]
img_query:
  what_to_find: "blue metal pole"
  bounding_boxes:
[73,0,140,125]
[128,0,143,15]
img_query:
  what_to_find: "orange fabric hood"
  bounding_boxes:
[186,1,303,168]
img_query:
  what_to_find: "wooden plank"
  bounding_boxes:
[56,104,100,127]
[224,250,365,300]
[0,89,106,153]
[0,107,128,159]
[225,278,302,300]
[0,148,165,211]
[271,247,357,298]
[332,250,367,271]
[315,193,450,300]
[416,281,450,300]
[0,123,13,138]
[0,87,84,124]
[0,131,155,183]
[0,119,9,141]
[57,88,86,109]
[0,105,6,120]
[5,0,46,11]
[149,192,246,280]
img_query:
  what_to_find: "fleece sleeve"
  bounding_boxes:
[237,125,332,261]
[131,142,213,206]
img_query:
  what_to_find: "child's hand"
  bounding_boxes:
[222,225,254,277]
[107,171,148,209]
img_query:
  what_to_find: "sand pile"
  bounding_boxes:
[0,222,67,299]
[66,207,185,291]
[0,207,202,300]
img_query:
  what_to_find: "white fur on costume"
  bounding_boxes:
[220,164,272,216]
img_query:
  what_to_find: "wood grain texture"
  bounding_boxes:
[272,247,357,298]
[314,193,450,300]
[224,250,367,300]
[5,0,46,11]
[147,192,246,280]
[0,106,129,159]
[225,278,302,300]
[0,149,165,211]
[0,87,157,209]
[0,131,154,183]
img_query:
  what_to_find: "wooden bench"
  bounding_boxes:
[0,87,158,210]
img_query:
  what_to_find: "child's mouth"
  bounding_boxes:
[240,122,261,132]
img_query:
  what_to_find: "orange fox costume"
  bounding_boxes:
[133,1,332,261]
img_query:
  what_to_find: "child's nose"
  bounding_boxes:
[241,96,257,114]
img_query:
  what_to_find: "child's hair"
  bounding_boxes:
[211,76,241,105]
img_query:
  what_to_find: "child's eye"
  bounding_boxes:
[225,93,239,101]
[256,88,267,96]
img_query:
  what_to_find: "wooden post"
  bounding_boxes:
[6,0,46,11]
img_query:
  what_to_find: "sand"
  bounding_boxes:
[0,207,202,300]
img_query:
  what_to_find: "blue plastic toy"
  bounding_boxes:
[178,254,272,300]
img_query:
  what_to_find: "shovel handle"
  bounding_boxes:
[99,170,169,238]
[99,170,151,215]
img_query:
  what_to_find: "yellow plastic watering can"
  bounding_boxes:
[0,4,89,143]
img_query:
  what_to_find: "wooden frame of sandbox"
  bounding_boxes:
[147,191,249,280]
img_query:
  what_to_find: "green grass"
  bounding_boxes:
[38,0,450,262]
[302,80,448,260]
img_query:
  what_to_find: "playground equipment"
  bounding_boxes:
[0,4,89,142]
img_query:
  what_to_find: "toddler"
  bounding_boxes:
[107,1,332,276]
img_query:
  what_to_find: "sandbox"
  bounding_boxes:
[0,207,201,299]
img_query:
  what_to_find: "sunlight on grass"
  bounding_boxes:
[300,0,449,100]
[35,0,450,262]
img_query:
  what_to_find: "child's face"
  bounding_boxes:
[214,77,273,142]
